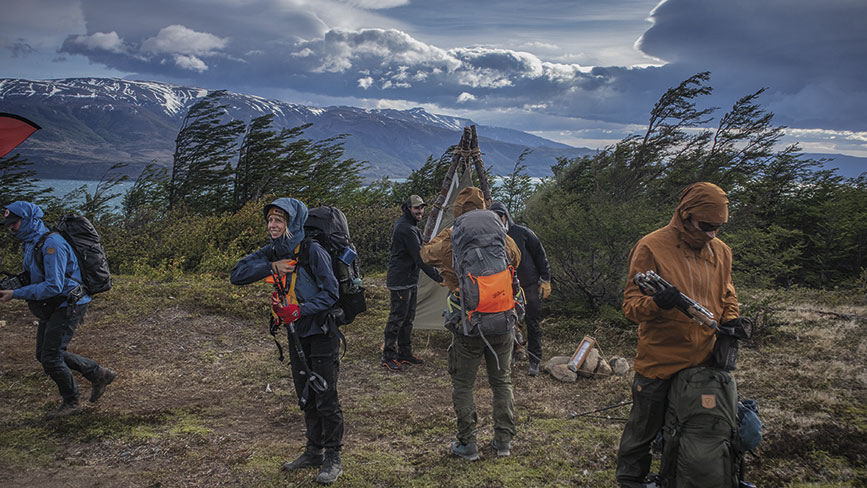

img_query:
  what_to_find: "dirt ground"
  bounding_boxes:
[1,276,865,487]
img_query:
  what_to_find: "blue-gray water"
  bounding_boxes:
[35,179,134,211]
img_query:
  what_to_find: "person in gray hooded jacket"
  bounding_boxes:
[489,202,552,376]
[230,198,344,485]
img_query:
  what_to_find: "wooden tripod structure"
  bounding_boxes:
[422,125,493,242]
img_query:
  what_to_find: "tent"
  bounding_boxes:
[0,113,40,158]
[413,126,495,330]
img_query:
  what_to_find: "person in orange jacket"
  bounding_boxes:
[616,182,741,488]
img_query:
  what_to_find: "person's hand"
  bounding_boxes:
[652,286,683,310]
[539,280,552,299]
[0,289,13,302]
[271,259,297,276]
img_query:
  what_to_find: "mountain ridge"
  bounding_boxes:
[0,77,593,180]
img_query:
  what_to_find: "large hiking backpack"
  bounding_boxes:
[451,208,517,337]
[660,366,743,488]
[35,213,112,296]
[301,205,366,325]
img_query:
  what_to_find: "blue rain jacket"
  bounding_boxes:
[7,201,90,306]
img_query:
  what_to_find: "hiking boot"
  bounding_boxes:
[398,355,424,366]
[528,361,540,377]
[282,447,323,471]
[89,367,117,403]
[491,438,511,457]
[451,440,480,461]
[46,399,81,419]
[315,449,343,484]
[381,358,403,372]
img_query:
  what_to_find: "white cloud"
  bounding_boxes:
[141,25,228,56]
[174,54,208,72]
[337,0,409,9]
[67,31,126,53]
[457,92,476,103]
[357,76,373,89]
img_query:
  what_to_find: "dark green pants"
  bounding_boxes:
[616,373,672,487]
[448,332,515,445]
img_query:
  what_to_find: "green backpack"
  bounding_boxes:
[660,367,743,488]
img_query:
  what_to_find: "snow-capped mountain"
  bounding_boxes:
[0,78,592,180]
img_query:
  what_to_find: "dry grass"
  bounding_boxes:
[0,274,864,487]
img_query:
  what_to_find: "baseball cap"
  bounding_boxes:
[409,195,426,207]
[2,208,21,226]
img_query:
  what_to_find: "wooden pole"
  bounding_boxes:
[423,127,469,241]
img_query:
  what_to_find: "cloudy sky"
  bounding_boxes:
[2,0,866,157]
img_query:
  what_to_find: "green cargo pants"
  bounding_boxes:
[616,373,672,487]
[448,332,516,445]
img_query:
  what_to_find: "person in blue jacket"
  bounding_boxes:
[0,201,116,419]
[230,198,344,485]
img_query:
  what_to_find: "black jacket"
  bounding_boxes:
[386,201,442,289]
[492,203,551,287]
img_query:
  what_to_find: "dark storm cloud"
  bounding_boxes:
[637,0,867,130]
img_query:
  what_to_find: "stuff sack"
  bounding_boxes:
[302,205,366,324]
[660,367,742,488]
[451,208,517,337]
[36,213,112,296]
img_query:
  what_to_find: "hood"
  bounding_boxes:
[264,198,307,254]
[670,182,729,249]
[489,201,514,229]
[453,187,486,218]
[5,201,48,243]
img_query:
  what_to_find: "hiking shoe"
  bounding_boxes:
[398,355,424,366]
[282,448,323,471]
[46,399,81,419]
[528,362,540,377]
[491,438,511,457]
[382,358,403,372]
[89,367,117,403]
[315,449,343,484]
[451,440,480,461]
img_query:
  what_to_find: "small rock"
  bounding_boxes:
[544,356,569,373]
[550,363,578,383]
[610,357,630,376]
[0,320,5,327]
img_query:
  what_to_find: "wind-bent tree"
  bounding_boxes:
[493,148,535,218]
[168,90,245,214]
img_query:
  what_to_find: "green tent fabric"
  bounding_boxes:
[413,166,475,330]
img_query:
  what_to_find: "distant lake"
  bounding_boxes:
[34,179,134,211]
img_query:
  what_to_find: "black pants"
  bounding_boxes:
[35,302,100,403]
[522,283,542,363]
[288,331,344,451]
[382,287,418,360]
[616,372,672,487]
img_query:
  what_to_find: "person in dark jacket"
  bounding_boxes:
[381,194,443,372]
[0,201,116,419]
[490,202,551,377]
[230,198,343,485]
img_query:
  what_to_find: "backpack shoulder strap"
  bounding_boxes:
[33,231,58,275]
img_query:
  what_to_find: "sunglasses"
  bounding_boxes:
[697,221,722,232]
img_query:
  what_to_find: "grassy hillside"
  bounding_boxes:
[0,274,864,487]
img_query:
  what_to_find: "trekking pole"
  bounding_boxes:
[569,400,633,419]
[271,270,328,406]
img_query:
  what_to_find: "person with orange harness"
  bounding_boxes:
[230,198,343,485]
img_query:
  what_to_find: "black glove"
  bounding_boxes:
[653,286,683,310]
[720,317,752,339]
